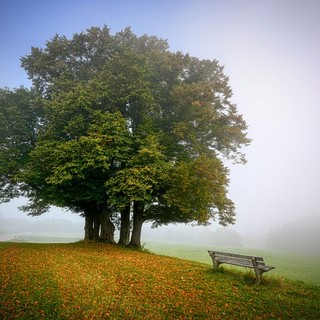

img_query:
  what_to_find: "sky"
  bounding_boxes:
[0,0,320,238]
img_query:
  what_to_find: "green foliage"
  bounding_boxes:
[20,111,131,215]
[106,134,171,209]
[164,155,235,225]
[0,88,38,201]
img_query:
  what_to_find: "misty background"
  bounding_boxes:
[1,0,320,254]
[1,199,320,255]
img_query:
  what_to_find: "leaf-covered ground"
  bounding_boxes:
[0,242,319,319]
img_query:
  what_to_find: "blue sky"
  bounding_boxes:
[1,0,320,237]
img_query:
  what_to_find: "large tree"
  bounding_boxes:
[0,26,250,246]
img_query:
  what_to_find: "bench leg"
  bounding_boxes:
[251,257,263,283]
[213,259,221,270]
[253,267,262,284]
[209,255,220,270]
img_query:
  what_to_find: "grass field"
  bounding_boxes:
[1,242,320,319]
[145,241,320,286]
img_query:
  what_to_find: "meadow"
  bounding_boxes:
[9,233,320,286]
[145,241,320,286]
[1,242,320,319]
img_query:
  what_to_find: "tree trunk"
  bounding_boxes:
[84,214,94,240]
[100,207,115,244]
[93,215,101,241]
[129,202,145,248]
[118,205,131,245]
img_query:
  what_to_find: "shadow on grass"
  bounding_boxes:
[205,266,281,286]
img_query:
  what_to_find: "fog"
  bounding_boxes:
[1,199,320,255]
[1,1,320,254]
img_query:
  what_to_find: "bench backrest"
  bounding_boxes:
[208,250,266,266]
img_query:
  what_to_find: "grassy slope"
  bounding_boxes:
[145,241,320,286]
[0,242,320,320]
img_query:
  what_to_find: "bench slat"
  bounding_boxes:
[215,257,254,267]
[216,258,274,271]
[208,250,264,261]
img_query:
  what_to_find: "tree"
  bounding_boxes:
[1,26,250,246]
[20,110,131,241]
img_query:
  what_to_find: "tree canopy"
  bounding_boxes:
[0,26,250,246]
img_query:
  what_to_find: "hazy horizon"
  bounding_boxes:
[1,199,320,255]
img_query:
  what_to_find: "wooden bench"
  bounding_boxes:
[208,250,275,283]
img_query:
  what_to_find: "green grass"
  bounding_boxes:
[1,242,320,319]
[145,241,320,286]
